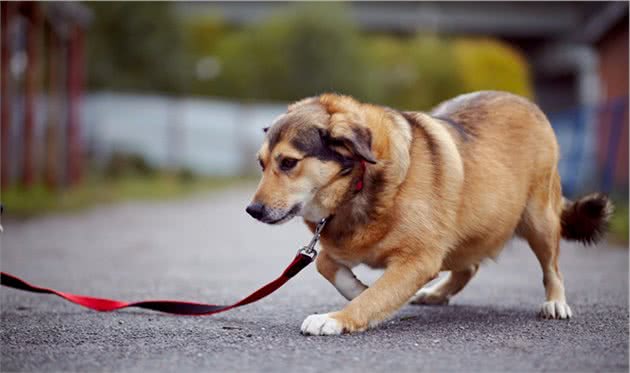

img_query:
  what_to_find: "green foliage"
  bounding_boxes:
[181,13,227,56]
[198,3,369,101]
[86,3,533,108]
[182,4,533,109]
[609,201,629,245]
[104,152,156,179]
[362,35,463,110]
[2,174,245,218]
[177,168,196,183]
[85,2,189,93]
[453,38,533,98]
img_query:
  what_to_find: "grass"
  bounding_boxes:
[609,202,629,246]
[2,174,250,218]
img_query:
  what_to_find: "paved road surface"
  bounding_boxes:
[2,185,628,372]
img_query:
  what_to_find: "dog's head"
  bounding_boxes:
[246,95,377,224]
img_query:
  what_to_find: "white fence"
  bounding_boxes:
[83,92,286,176]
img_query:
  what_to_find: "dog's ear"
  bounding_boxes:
[325,112,377,164]
[288,97,319,112]
[318,94,377,164]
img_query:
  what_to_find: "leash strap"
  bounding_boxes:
[0,253,313,315]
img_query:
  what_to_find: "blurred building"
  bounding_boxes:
[1,2,91,189]
[594,10,628,194]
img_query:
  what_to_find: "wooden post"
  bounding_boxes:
[44,24,60,190]
[1,2,13,188]
[66,25,83,186]
[21,3,41,188]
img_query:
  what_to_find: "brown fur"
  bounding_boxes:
[249,91,613,334]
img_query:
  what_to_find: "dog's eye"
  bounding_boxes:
[258,158,265,171]
[279,158,298,171]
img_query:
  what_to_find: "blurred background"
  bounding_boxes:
[1,1,628,242]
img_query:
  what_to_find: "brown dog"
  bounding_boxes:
[246,91,612,335]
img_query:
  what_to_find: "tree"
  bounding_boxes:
[453,38,533,98]
[85,2,190,94]
[191,3,370,102]
[86,3,534,109]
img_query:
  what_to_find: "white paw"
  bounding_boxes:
[410,289,450,306]
[540,300,573,319]
[301,313,344,336]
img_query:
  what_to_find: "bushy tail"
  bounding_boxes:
[561,193,613,245]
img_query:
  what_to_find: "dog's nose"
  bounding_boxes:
[246,202,266,220]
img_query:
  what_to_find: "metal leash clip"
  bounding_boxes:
[298,218,327,259]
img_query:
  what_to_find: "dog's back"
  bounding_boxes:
[428,92,559,264]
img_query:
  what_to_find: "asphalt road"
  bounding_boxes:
[1,185,628,372]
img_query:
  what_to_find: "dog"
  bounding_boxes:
[246,91,613,336]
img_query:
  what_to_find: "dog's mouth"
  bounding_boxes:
[264,204,302,225]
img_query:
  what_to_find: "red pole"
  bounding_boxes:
[44,24,60,190]
[21,3,40,188]
[67,25,83,186]
[1,2,13,188]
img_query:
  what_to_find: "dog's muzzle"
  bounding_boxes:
[246,202,301,224]
[246,202,266,221]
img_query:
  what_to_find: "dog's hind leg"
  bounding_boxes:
[409,264,479,305]
[517,175,572,319]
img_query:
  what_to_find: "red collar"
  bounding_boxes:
[355,160,366,192]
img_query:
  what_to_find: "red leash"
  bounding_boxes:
[1,219,326,316]
[0,254,311,315]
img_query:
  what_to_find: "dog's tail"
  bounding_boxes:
[561,193,613,245]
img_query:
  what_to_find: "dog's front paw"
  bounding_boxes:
[410,289,450,306]
[540,300,573,319]
[301,313,344,336]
